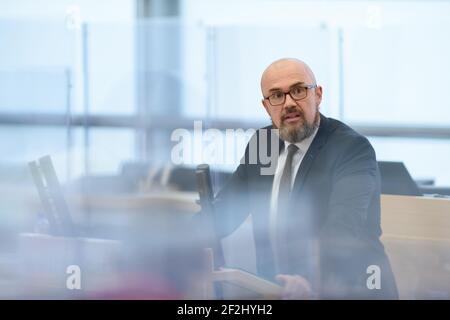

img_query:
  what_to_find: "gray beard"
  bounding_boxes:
[278,111,320,143]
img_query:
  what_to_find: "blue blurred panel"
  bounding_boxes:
[344,24,450,126]
[180,22,207,118]
[0,68,68,113]
[0,20,76,69]
[0,19,75,113]
[369,137,450,186]
[135,20,183,117]
[0,125,68,179]
[210,25,332,121]
[85,128,135,174]
[0,126,136,180]
[84,22,136,115]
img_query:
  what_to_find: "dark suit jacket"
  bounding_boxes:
[212,113,398,299]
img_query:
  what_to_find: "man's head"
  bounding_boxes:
[261,58,322,143]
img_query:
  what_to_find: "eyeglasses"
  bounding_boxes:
[264,84,317,106]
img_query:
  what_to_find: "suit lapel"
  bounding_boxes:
[253,116,332,195]
[290,114,332,196]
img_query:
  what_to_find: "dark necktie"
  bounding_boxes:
[276,144,299,271]
[278,144,299,204]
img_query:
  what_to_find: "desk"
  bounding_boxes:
[69,191,200,213]
[381,195,450,299]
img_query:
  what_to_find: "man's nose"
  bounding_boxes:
[283,93,297,110]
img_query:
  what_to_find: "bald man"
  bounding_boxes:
[210,58,398,299]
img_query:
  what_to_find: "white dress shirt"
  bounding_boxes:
[269,126,319,273]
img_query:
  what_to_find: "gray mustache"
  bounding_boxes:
[281,108,305,121]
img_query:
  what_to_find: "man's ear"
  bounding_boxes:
[315,86,323,106]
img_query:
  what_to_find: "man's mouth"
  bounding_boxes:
[282,112,303,124]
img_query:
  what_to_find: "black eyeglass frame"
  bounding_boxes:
[264,84,318,106]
